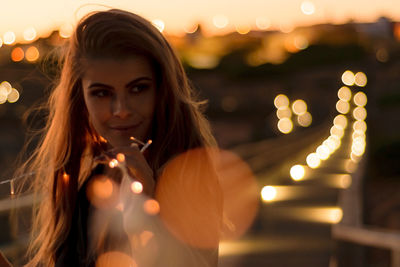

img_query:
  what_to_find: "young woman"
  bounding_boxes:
[16,9,222,267]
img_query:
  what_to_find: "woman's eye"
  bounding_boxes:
[90,90,111,97]
[130,84,150,93]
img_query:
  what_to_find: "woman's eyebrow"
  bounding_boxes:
[87,77,153,89]
[125,77,153,88]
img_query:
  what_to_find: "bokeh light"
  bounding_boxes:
[86,175,119,209]
[333,115,348,130]
[0,82,12,95]
[306,153,321,168]
[354,72,367,87]
[256,17,271,30]
[25,46,39,62]
[143,199,160,215]
[183,23,199,34]
[330,125,344,139]
[276,106,292,119]
[277,118,293,134]
[336,99,350,114]
[3,31,16,45]
[301,1,316,15]
[297,112,312,127]
[152,19,165,32]
[341,70,355,86]
[11,47,24,62]
[274,94,290,108]
[23,27,37,41]
[156,148,259,247]
[316,145,330,160]
[236,24,251,35]
[131,181,143,194]
[353,91,367,107]
[290,165,306,181]
[261,186,277,202]
[353,120,367,133]
[213,15,229,29]
[291,99,307,115]
[7,88,20,103]
[59,24,73,38]
[337,86,352,101]
[353,107,367,120]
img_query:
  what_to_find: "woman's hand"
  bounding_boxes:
[109,144,155,197]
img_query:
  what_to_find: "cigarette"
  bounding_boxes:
[140,140,152,153]
[130,136,146,146]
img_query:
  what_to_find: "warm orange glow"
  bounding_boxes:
[336,99,350,114]
[345,159,357,173]
[140,230,154,247]
[294,35,309,50]
[338,86,352,101]
[236,24,251,35]
[11,47,24,62]
[25,46,39,62]
[278,118,293,134]
[156,148,258,247]
[96,251,137,267]
[274,94,290,109]
[116,153,125,162]
[341,70,355,86]
[62,172,69,185]
[376,48,389,62]
[143,199,160,215]
[86,175,119,209]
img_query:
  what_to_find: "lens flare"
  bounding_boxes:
[152,19,165,32]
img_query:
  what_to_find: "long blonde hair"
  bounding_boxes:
[20,9,216,266]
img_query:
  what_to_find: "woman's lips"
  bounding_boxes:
[109,123,141,132]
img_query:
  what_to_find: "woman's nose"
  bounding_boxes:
[112,95,131,118]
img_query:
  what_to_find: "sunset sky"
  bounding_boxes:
[0,0,399,39]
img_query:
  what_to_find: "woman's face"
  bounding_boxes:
[82,56,156,147]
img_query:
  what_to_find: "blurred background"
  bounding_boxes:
[0,1,399,266]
